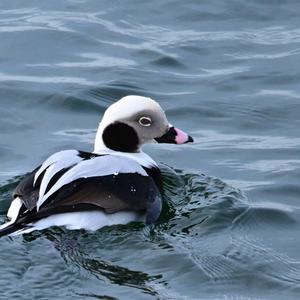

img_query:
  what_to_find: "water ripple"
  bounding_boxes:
[28,53,137,68]
[1,9,300,47]
[228,48,300,60]
[0,72,97,86]
[193,129,300,150]
[226,159,300,174]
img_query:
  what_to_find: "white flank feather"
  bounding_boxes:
[10,211,145,236]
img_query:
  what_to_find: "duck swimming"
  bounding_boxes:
[0,95,193,236]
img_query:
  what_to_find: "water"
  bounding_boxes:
[0,1,300,299]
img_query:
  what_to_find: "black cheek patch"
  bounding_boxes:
[102,122,139,152]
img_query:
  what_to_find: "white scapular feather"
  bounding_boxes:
[37,155,148,210]
[38,154,83,200]
[34,150,82,186]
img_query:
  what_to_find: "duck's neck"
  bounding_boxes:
[93,125,157,168]
[94,124,107,153]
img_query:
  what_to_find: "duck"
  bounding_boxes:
[0,95,193,237]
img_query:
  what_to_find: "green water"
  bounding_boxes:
[1,1,300,299]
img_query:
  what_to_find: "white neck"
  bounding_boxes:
[93,121,108,153]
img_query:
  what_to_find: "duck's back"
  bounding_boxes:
[0,149,163,236]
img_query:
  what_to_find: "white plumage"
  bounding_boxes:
[11,211,145,236]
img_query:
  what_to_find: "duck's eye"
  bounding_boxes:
[139,116,152,127]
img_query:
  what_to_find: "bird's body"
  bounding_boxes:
[0,96,193,237]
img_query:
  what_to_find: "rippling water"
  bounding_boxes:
[1,1,300,299]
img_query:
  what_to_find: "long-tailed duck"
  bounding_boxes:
[0,95,193,236]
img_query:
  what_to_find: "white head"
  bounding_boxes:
[94,95,193,153]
